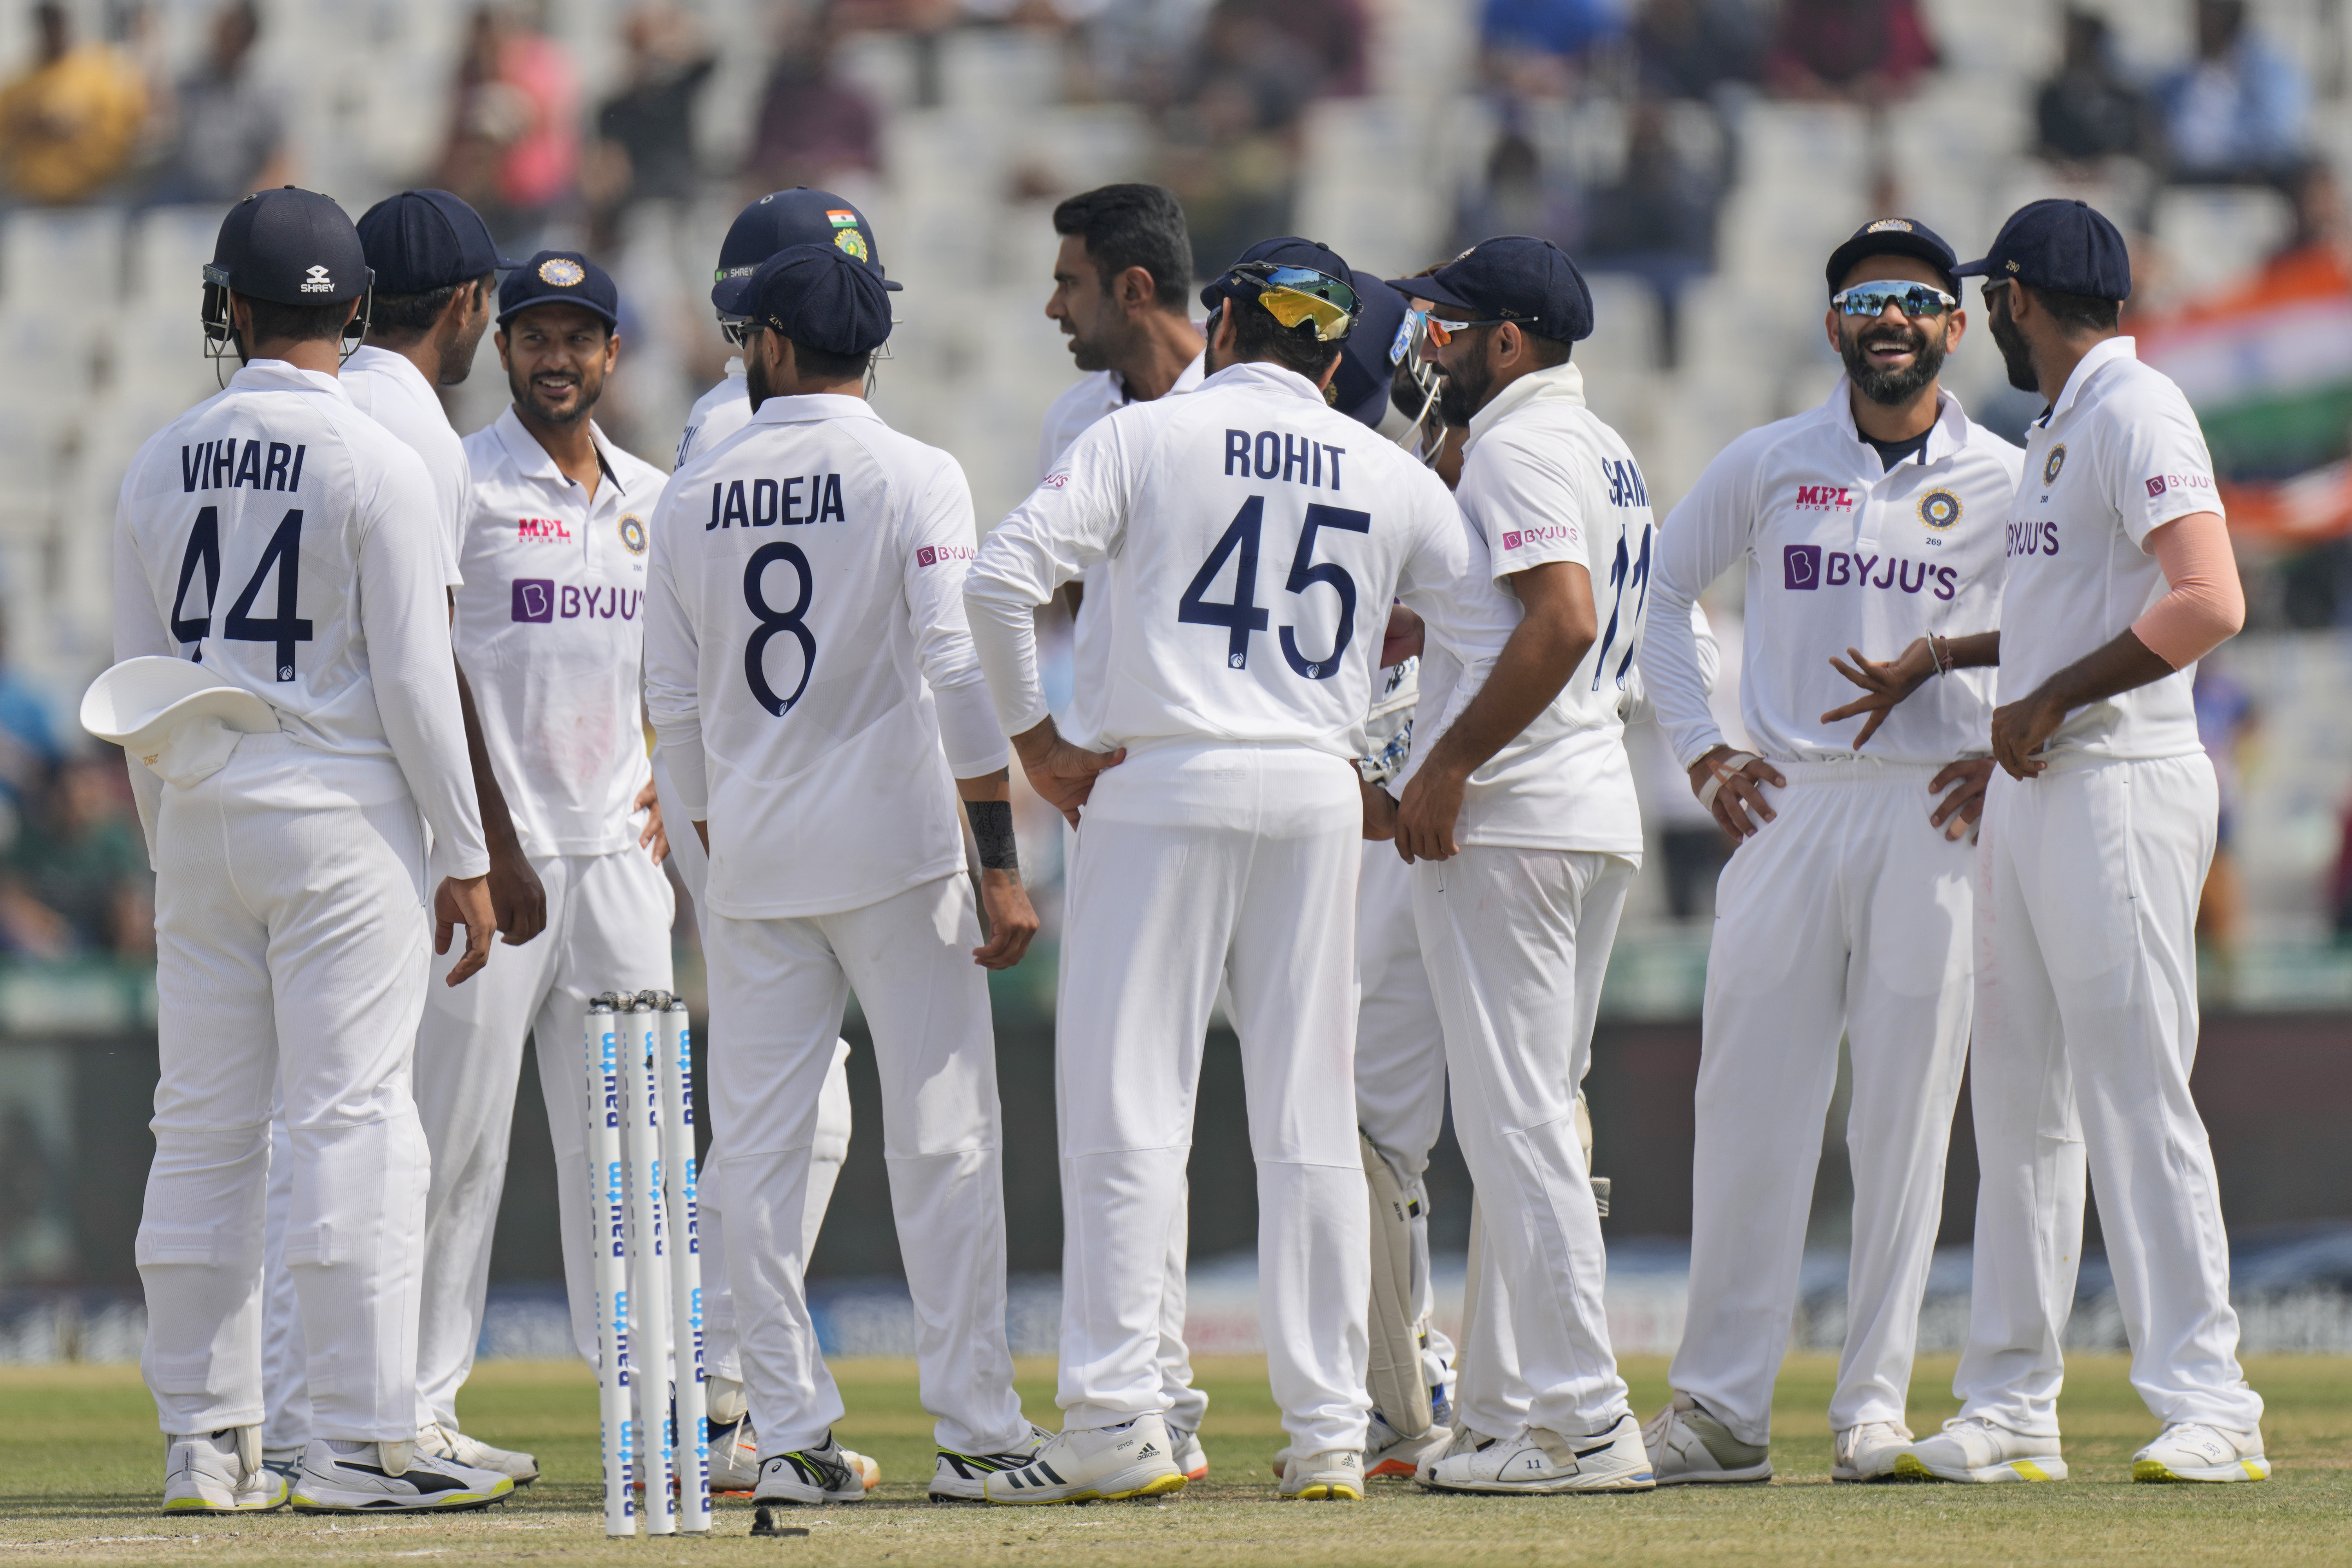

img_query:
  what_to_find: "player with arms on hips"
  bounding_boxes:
[1845,200,2267,1486]
[967,238,1510,1505]
[1373,237,1655,1495]
[96,187,505,1514]
[1638,220,2021,1486]
[645,245,1045,1508]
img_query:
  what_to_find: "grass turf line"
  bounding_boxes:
[0,1354,2345,1565]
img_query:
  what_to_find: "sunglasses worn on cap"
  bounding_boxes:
[1833,281,1958,318]
[1225,262,1358,342]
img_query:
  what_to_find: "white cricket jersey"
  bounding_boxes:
[1399,361,1657,855]
[643,393,1008,920]
[1036,351,1206,478]
[968,360,1512,762]
[457,407,666,858]
[676,359,748,469]
[1648,379,2023,769]
[2002,338,2218,761]
[110,359,487,878]
[341,345,468,588]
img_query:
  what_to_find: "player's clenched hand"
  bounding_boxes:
[1821,638,1936,749]
[971,867,1040,970]
[1361,781,1399,841]
[1394,765,1465,863]
[485,835,546,946]
[1011,716,1125,828]
[634,779,669,865]
[1929,757,1994,842]
[1687,744,1784,838]
[1381,603,1426,668]
[1991,690,2067,780]
[435,874,497,985]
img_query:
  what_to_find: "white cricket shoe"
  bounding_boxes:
[1832,1420,1912,1482]
[1642,1394,1771,1485]
[163,1429,287,1513]
[2132,1423,2270,1483]
[1275,1410,1450,1481]
[982,1414,1187,1505]
[931,1424,1053,1501]
[417,1421,538,1485]
[1419,1413,1656,1494]
[289,1438,514,1512]
[1170,1422,1208,1481]
[1892,1417,2066,1483]
[751,1433,870,1505]
[709,1412,762,1494]
[1278,1448,1364,1500]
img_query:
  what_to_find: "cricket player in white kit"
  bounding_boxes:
[645,244,1045,1507]
[968,238,1510,1505]
[1855,201,2268,1485]
[100,187,507,1514]
[1375,237,1655,1494]
[1640,220,2022,1485]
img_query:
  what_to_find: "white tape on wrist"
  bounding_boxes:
[1696,750,1759,811]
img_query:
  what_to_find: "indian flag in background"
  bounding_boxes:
[2138,246,2352,541]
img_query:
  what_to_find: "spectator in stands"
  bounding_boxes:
[1633,0,1766,102]
[0,1,147,205]
[585,4,715,247]
[0,615,57,821]
[1763,0,1938,105]
[1264,0,1370,98]
[2034,9,2150,172]
[2156,0,2307,187]
[436,4,581,252]
[1582,94,1728,368]
[743,2,881,194]
[0,755,152,958]
[144,0,287,206]
[1451,118,1583,259]
[1481,0,1621,97]
[1163,0,1314,277]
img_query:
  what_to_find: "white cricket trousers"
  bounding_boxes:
[139,737,431,1442]
[1055,741,1370,1454]
[1667,759,1973,1446]
[1354,843,1462,1403]
[1955,754,2263,1437]
[1413,845,1633,1441]
[705,871,1023,1458]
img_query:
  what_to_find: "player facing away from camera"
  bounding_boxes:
[967,237,1512,1506]
[669,188,895,1494]
[1376,236,1657,1495]
[644,244,1045,1508]
[1639,220,2022,1486]
[254,184,542,1485]
[1847,200,2267,1486]
[103,187,505,1514]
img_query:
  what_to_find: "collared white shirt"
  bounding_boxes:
[644,392,1007,920]
[341,344,468,588]
[457,406,667,858]
[1648,377,2023,769]
[1396,360,1657,855]
[676,358,748,469]
[112,359,486,878]
[1036,350,1207,479]
[2002,336,2220,760]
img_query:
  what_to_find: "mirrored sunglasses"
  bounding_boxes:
[1405,307,1512,348]
[1230,263,1359,342]
[1833,281,1958,318]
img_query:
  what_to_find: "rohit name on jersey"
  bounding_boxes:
[1782,543,1958,599]
[179,437,307,493]
[1223,429,1347,488]
[704,474,848,528]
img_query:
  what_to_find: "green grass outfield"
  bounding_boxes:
[3,1354,2347,1566]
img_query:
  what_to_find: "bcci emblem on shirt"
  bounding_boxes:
[1918,490,1962,530]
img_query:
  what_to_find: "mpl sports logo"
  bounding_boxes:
[1793,484,1855,511]
[517,516,572,542]
[2145,472,2215,499]
[915,544,976,568]
[1499,523,1579,552]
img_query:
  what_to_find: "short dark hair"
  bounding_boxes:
[1052,184,1193,314]
[1228,298,1342,382]
[2025,283,2121,332]
[789,337,872,381]
[371,273,491,339]
[1520,329,1573,367]
[243,295,352,345]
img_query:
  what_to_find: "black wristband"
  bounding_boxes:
[964,798,1018,872]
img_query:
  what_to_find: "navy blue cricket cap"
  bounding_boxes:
[1200,236,1360,343]
[1954,198,2132,302]
[742,244,893,357]
[1825,216,1958,296]
[208,186,369,306]
[498,250,620,329]
[356,189,517,294]
[1386,235,1593,343]
[712,188,899,318]
[1332,270,1410,428]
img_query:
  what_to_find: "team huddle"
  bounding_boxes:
[92,171,2267,1518]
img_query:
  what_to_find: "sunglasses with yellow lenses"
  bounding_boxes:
[1226,263,1359,342]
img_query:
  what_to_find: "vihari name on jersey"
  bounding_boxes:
[180,436,309,494]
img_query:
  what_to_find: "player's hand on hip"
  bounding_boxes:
[1929,757,1994,842]
[1011,717,1125,828]
[1821,638,1936,749]
[486,837,547,946]
[970,867,1040,970]
[435,875,498,985]
[1361,781,1399,841]
[1991,691,2066,780]
[634,779,669,866]
[1394,765,1465,863]
[1688,744,1784,838]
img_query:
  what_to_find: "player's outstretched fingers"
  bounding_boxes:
[1711,760,1784,838]
[1929,758,1994,842]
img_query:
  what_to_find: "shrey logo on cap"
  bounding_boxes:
[1867,219,1915,234]
[539,257,586,287]
[301,264,334,294]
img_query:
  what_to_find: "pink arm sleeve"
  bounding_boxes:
[2131,511,2245,670]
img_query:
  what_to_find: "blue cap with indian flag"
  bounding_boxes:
[711,188,898,318]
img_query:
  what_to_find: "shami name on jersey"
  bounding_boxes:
[1223,429,1346,490]
[180,437,307,494]
[705,475,848,529]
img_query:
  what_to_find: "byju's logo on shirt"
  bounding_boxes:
[1500,524,1579,553]
[512,578,640,622]
[513,579,555,622]
[1793,485,1855,511]
[1785,543,1821,589]
[1785,543,1957,599]
[2145,473,2214,499]
[915,544,975,568]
